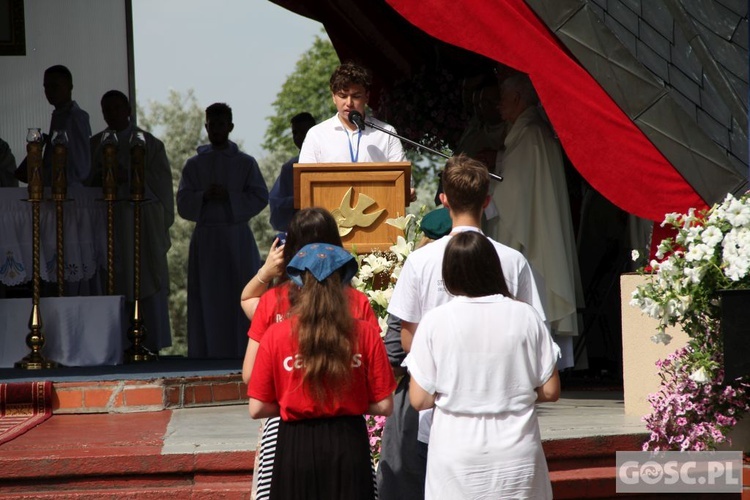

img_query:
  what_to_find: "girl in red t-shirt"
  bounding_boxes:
[240,208,380,500]
[249,243,395,500]
[240,207,379,383]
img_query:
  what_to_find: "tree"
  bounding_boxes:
[262,34,339,158]
[250,150,285,250]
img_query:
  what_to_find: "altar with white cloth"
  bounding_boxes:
[0,296,127,367]
[0,186,107,287]
[0,186,127,367]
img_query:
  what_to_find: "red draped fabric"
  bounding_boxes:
[386,0,710,222]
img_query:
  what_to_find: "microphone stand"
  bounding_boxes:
[362,119,503,182]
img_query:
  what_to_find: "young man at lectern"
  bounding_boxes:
[298,62,406,164]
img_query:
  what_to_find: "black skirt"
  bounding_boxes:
[270,415,376,500]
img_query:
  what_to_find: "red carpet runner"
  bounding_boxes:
[0,381,52,446]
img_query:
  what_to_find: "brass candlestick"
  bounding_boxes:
[27,128,44,201]
[101,130,118,295]
[130,132,145,202]
[125,131,153,362]
[51,130,68,297]
[16,128,58,370]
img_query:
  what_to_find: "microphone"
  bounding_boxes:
[348,110,366,131]
[355,116,503,182]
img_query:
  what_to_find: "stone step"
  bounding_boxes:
[52,374,248,414]
[0,409,253,499]
[0,482,250,500]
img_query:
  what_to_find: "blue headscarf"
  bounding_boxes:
[286,243,358,287]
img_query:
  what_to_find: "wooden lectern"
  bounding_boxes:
[293,162,411,253]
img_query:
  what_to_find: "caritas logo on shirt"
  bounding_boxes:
[283,353,362,372]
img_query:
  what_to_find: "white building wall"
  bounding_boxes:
[0,0,130,165]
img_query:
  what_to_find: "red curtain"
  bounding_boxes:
[387,0,710,221]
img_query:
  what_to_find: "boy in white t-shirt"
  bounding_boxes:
[377,154,547,499]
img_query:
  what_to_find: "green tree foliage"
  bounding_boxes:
[251,151,283,251]
[262,34,339,158]
[138,89,205,356]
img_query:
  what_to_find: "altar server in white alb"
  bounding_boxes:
[298,62,406,164]
[177,103,268,359]
[486,72,583,368]
[408,230,560,500]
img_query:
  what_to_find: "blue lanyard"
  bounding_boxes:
[347,129,362,162]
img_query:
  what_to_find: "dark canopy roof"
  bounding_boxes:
[271,0,748,222]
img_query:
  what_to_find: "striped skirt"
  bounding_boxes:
[254,416,279,500]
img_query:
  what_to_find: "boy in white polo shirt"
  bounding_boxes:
[298,62,406,164]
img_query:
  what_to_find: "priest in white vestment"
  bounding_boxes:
[485,73,583,369]
[177,103,268,359]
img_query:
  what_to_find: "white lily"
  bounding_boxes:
[367,288,393,310]
[688,366,711,384]
[358,264,374,281]
[378,316,389,338]
[390,235,413,261]
[362,254,389,275]
[350,275,365,290]
[385,213,415,231]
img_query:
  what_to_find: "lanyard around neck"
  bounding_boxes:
[346,128,362,163]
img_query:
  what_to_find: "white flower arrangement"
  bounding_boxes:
[630,192,750,451]
[352,209,425,336]
[630,193,750,350]
[359,208,426,463]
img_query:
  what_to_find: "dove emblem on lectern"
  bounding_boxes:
[331,187,385,237]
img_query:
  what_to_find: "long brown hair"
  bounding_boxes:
[291,271,355,404]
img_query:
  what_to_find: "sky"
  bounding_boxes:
[132,0,325,158]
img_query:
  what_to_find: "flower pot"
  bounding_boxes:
[719,289,750,382]
[717,415,750,452]
[620,274,690,416]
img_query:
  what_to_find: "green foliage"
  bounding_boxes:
[139,89,206,190]
[262,34,339,158]
[408,151,448,190]
[251,150,286,253]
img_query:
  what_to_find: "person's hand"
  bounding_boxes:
[212,184,229,200]
[257,237,285,282]
[409,187,417,203]
[204,183,229,201]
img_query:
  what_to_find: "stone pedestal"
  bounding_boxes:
[620,273,749,452]
[620,273,689,417]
